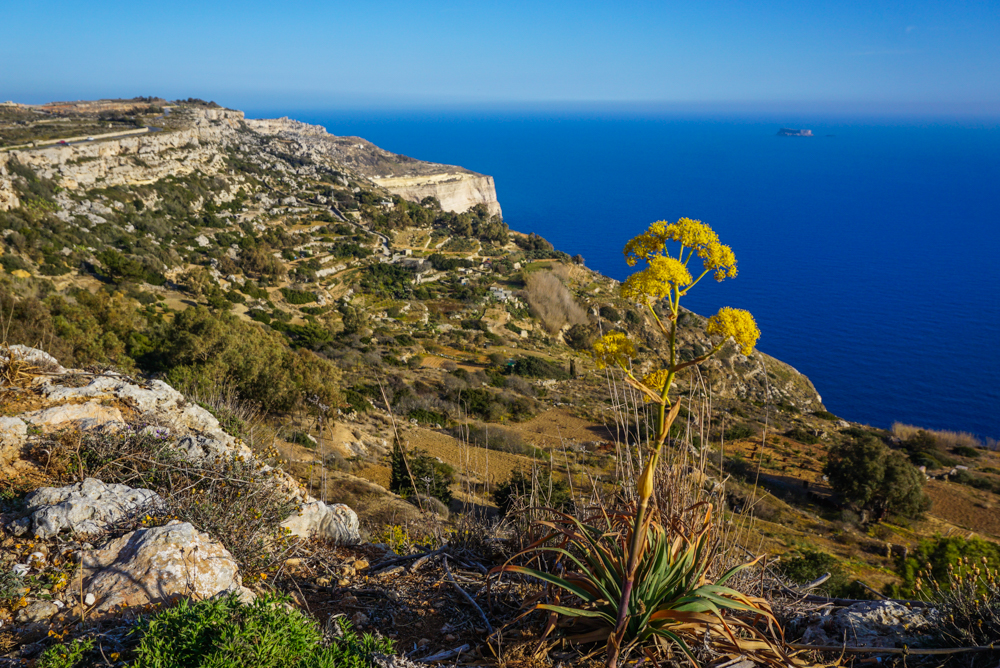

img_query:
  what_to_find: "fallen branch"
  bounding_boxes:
[421,644,471,662]
[444,556,493,634]
[369,547,444,573]
[789,644,998,655]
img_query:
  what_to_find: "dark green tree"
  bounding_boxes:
[824,434,930,524]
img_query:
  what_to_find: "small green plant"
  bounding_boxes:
[132,592,393,668]
[777,548,871,600]
[37,637,95,668]
[0,570,26,603]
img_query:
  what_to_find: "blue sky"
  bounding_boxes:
[3,0,998,114]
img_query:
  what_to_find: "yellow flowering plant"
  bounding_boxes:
[493,219,779,668]
[595,218,759,666]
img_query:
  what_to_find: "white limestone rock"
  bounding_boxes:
[22,401,125,432]
[280,500,360,545]
[0,416,27,468]
[82,520,251,614]
[24,478,163,539]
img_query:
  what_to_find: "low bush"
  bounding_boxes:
[506,355,569,380]
[785,426,820,445]
[889,534,1000,599]
[494,468,573,516]
[132,592,394,667]
[777,548,872,600]
[724,423,756,441]
[280,287,317,304]
[37,637,94,668]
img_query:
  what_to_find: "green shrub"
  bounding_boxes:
[889,535,1000,599]
[507,355,569,380]
[408,408,447,425]
[785,426,820,445]
[390,440,454,504]
[812,410,838,421]
[724,424,756,441]
[38,637,95,668]
[132,592,393,668]
[280,287,317,304]
[952,445,981,458]
[599,305,622,322]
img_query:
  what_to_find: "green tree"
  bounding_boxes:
[824,434,930,524]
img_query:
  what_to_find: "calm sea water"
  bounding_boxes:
[247,108,1000,440]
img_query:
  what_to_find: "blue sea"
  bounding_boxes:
[247,108,1000,440]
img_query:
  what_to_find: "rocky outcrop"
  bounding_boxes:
[244,117,502,216]
[81,520,251,615]
[21,478,163,539]
[1,346,361,545]
[794,600,937,648]
[0,153,20,211]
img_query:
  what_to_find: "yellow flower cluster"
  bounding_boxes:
[623,218,738,284]
[621,256,692,301]
[706,307,760,356]
[642,368,671,393]
[623,220,671,266]
[664,217,719,249]
[591,332,636,369]
[698,240,737,281]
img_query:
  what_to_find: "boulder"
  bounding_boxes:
[82,520,251,614]
[280,500,360,545]
[22,401,125,432]
[0,416,27,468]
[24,478,163,539]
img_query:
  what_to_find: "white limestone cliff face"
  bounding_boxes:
[371,172,502,217]
[5,109,243,191]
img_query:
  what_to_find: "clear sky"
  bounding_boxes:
[4,0,999,114]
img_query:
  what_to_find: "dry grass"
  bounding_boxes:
[524,271,589,334]
[892,421,983,450]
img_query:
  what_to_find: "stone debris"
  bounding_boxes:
[82,520,251,615]
[21,478,163,539]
